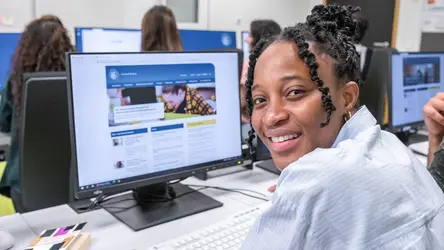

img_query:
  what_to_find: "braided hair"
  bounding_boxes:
[245,4,362,149]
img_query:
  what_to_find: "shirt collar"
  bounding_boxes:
[332,106,376,148]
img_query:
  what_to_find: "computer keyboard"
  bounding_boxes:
[147,202,270,250]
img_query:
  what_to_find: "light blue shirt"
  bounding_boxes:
[242,106,444,250]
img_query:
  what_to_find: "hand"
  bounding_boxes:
[423,93,444,139]
[268,184,277,192]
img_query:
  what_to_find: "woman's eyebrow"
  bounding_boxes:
[280,74,307,82]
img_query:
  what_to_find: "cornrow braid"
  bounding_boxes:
[245,4,362,149]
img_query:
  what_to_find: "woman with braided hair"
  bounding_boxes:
[241,4,444,250]
[0,15,74,213]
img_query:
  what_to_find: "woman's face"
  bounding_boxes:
[251,41,358,170]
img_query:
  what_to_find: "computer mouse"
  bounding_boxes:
[0,229,14,250]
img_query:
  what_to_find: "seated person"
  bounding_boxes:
[423,93,444,191]
[0,15,74,213]
[241,4,444,249]
[162,85,214,115]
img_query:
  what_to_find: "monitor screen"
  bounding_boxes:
[179,30,236,51]
[0,33,21,90]
[75,27,237,52]
[241,31,249,62]
[391,52,444,128]
[68,52,242,195]
[75,28,141,52]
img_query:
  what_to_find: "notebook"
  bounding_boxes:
[26,222,87,250]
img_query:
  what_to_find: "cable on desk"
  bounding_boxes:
[186,184,269,202]
[101,187,208,211]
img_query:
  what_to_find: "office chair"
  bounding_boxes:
[19,72,72,212]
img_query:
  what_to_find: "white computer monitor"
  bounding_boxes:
[242,31,250,62]
[75,27,141,52]
[390,52,444,130]
[67,51,243,199]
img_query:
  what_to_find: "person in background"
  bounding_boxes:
[241,20,282,87]
[0,15,74,213]
[162,85,214,116]
[423,93,444,191]
[352,11,369,72]
[141,5,183,52]
[241,4,444,249]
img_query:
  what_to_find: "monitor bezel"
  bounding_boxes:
[388,51,442,132]
[66,50,244,200]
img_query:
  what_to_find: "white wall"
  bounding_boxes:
[208,0,311,47]
[0,0,34,32]
[395,0,424,51]
[0,0,425,51]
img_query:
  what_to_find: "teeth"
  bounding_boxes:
[271,134,300,143]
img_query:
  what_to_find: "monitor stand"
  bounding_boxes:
[395,131,428,145]
[256,159,281,175]
[102,182,222,231]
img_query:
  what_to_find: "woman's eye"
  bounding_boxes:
[288,90,304,96]
[253,98,266,105]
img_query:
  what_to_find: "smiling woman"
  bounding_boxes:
[240,4,444,250]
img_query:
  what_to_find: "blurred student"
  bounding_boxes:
[352,11,369,72]
[141,5,183,52]
[0,15,74,212]
[162,85,214,115]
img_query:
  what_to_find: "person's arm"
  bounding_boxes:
[428,137,444,191]
[428,135,442,166]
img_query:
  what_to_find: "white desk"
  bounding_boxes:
[0,146,430,250]
[5,167,278,250]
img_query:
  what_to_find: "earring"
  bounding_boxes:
[344,111,352,122]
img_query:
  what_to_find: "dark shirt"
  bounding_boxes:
[0,76,19,198]
[430,139,444,192]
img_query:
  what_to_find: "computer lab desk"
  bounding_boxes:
[0,149,428,250]
[1,167,278,250]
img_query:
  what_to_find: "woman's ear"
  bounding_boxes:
[342,81,359,111]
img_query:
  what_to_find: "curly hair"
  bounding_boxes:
[245,4,362,149]
[10,15,74,126]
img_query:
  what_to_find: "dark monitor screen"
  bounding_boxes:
[389,52,444,130]
[67,51,243,199]
[255,137,271,161]
[21,72,71,210]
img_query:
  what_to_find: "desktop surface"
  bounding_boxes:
[0,33,20,90]
[390,52,444,131]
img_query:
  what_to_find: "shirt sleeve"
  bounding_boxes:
[0,77,13,133]
[429,139,444,192]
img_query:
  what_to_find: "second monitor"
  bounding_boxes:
[75,27,237,52]
[389,52,444,132]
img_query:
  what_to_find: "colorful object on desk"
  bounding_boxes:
[0,161,15,216]
[26,223,87,250]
